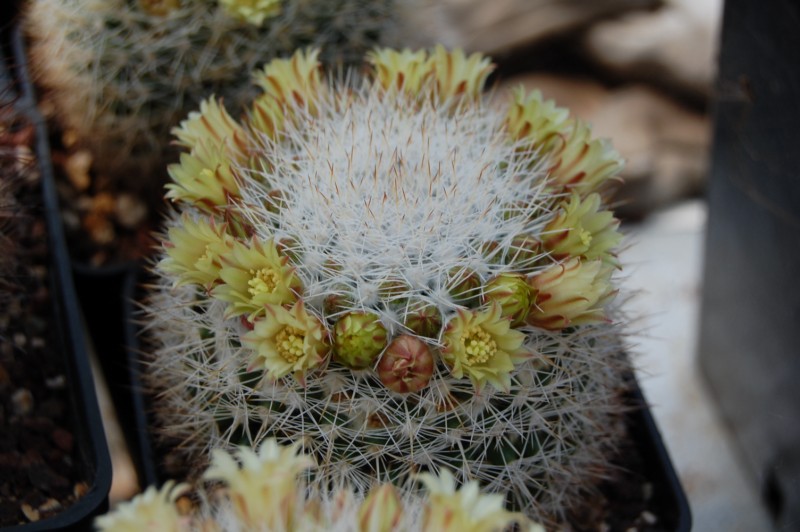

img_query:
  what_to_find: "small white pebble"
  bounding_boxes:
[21,503,40,522]
[642,482,654,500]
[39,498,62,513]
[45,375,66,390]
[12,388,34,416]
[641,510,658,525]
[13,333,26,348]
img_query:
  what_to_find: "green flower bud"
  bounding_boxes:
[482,273,532,326]
[403,304,442,339]
[446,267,482,307]
[333,311,388,369]
[377,335,434,394]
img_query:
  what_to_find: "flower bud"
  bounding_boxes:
[403,304,442,339]
[527,258,615,330]
[333,312,388,369]
[377,335,434,393]
[482,273,532,327]
[358,484,403,532]
[446,267,481,306]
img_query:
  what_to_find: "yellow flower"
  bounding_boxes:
[203,440,315,529]
[219,0,281,26]
[94,481,188,532]
[542,193,622,267]
[357,484,403,532]
[165,141,241,209]
[442,303,528,392]
[242,301,330,380]
[159,214,233,289]
[212,238,301,320]
[505,87,570,155]
[247,94,286,141]
[527,257,616,330]
[252,48,323,119]
[368,48,432,97]
[172,97,249,157]
[547,121,624,196]
[428,45,493,102]
[417,470,520,532]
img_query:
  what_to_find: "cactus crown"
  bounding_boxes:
[145,47,630,526]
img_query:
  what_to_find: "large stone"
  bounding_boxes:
[392,0,661,55]
[496,75,710,218]
[584,0,723,100]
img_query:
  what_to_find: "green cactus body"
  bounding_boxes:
[143,48,631,526]
[24,0,396,185]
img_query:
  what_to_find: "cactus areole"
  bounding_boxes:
[145,47,631,526]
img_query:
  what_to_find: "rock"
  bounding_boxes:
[63,150,92,192]
[115,193,148,229]
[496,76,710,217]
[584,0,723,100]
[393,0,661,55]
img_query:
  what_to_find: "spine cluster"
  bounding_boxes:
[143,46,632,525]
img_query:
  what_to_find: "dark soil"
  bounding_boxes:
[0,102,90,527]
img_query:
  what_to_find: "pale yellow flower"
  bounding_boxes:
[247,93,286,140]
[417,470,520,532]
[368,48,432,97]
[442,303,528,392]
[505,87,570,154]
[243,301,330,380]
[546,121,624,196]
[219,0,281,26]
[203,440,315,530]
[172,97,249,157]
[252,48,323,119]
[159,214,233,289]
[428,45,493,102]
[357,484,403,532]
[94,481,188,532]
[212,237,301,320]
[527,257,616,330]
[165,141,241,209]
[542,193,622,267]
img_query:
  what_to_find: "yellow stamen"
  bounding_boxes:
[579,228,592,247]
[275,326,305,363]
[248,267,280,297]
[462,325,497,365]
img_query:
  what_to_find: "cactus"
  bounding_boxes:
[24,0,396,186]
[142,47,631,526]
[95,439,538,532]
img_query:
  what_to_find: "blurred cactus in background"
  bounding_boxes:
[143,46,631,526]
[24,0,395,186]
[94,439,539,532]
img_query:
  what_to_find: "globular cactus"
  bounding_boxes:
[95,438,539,531]
[24,0,396,185]
[143,47,631,526]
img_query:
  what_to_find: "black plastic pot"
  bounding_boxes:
[0,21,112,532]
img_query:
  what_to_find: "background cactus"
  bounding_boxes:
[95,439,538,532]
[24,0,396,187]
[142,47,632,526]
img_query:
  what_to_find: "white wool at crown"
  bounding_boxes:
[236,86,552,332]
